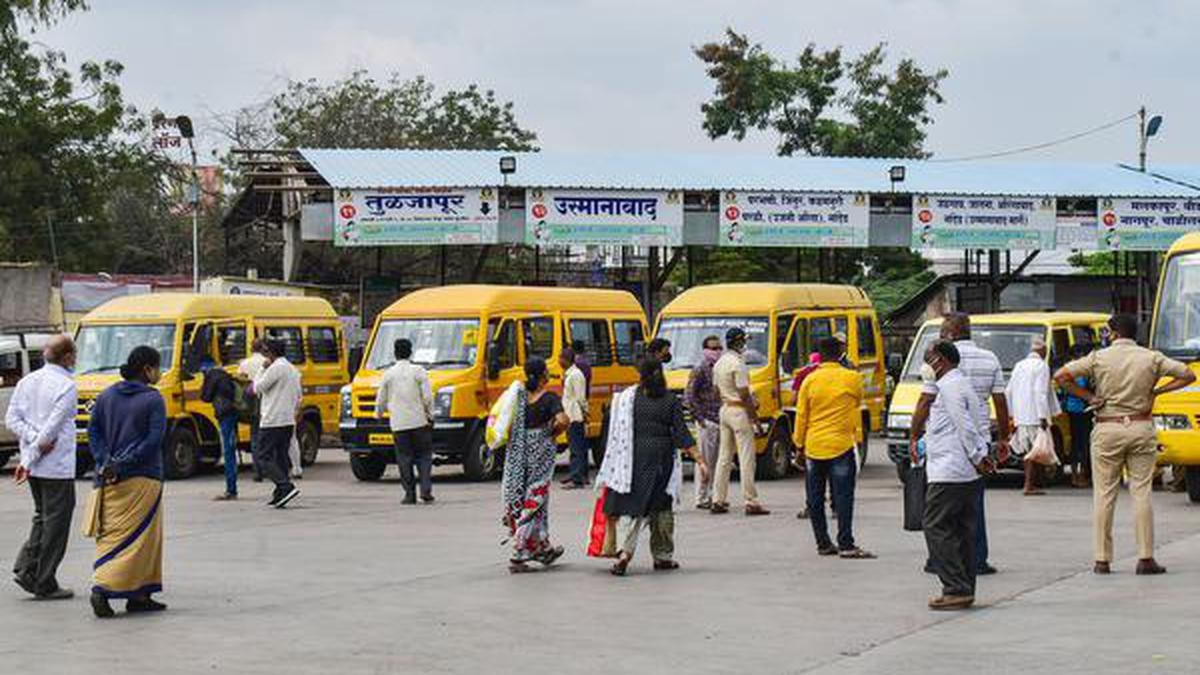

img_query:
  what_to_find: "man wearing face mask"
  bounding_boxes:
[711,327,769,516]
[684,335,722,509]
[911,312,1009,576]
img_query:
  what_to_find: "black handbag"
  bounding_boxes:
[903,464,927,532]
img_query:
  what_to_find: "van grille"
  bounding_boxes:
[354,393,376,416]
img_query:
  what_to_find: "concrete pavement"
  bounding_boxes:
[1,442,1197,674]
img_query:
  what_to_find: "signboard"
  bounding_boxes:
[719,191,868,247]
[912,195,1056,250]
[1097,198,1200,251]
[333,187,498,246]
[1055,214,1099,251]
[525,189,683,246]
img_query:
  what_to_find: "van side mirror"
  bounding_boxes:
[886,353,904,377]
[348,345,364,379]
[487,342,502,380]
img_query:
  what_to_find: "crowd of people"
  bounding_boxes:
[5,310,1195,617]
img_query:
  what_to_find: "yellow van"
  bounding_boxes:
[884,311,1108,480]
[74,294,349,479]
[1151,232,1200,500]
[654,283,885,480]
[341,285,648,481]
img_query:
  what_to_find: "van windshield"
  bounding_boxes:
[367,319,481,371]
[901,323,1046,382]
[76,324,177,375]
[657,316,770,370]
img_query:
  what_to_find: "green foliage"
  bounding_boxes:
[1069,250,1134,276]
[693,29,947,313]
[0,0,88,35]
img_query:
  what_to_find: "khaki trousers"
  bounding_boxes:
[1091,420,1158,562]
[713,405,760,507]
[617,511,675,561]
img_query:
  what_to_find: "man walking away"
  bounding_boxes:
[376,338,435,504]
[202,364,241,501]
[793,337,874,559]
[559,347,590,489]
[684,335,722,509]
[6,335,78,600]
[922,340,993,611]
[711,328,769,516]
[237,339,268,483]
[1006,337,1059,496]
[911,312,1009,576]
[1055,313,1195,575]
[252,339,302,508]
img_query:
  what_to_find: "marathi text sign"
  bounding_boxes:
[1055,214,1099,251]
[526,189,683,246]
[719,191,868,247]
[912,195,1056,250]
[1098,198,1200,251]
[333,187,498,246]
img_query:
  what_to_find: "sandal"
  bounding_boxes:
[610,553,632,576]
[653,559,680,571]
[838,547,877,560]
[535,545,565,566]
[509,562,535,574]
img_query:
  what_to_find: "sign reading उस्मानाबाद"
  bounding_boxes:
[912,194,1057,250]
[333,188,499,246]
[718,191,869,247]
[525,189,683,246]
[1097,197,1200,251]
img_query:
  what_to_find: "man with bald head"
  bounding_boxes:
[5,335,79,599]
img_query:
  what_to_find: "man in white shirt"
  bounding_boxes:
[252,339,302,508]
[6,335,78,600]
[921,340,995,611]
[1006,337,1059,496]
[559,347,590,489]
[375,338,434,504]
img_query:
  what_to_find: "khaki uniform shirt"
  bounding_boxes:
[1062,338,1190,417]
[713,351,750,406]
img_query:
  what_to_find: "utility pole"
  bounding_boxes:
[1138,106,1147,172]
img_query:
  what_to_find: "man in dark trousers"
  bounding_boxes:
[375,338,435,504]
[251,339,302,508]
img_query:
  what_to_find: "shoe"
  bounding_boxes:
[1135,558,1167,575]
[653,559,680,571]
[34,587,74,601]
[695,500,712,510]
[923,562,936,574]
[610,553,632,576]
[126,596,168,613]
[274,487,301,509]
[252,475,264,483]
[710,503,729,515]
[265,495,281,507]
[90,591,115,618]
[291,472,304,480]
[977,563,998,576]
[839,548,877,560]
[212,493,238,501]
[817,545,839,557]
[928,594,974,611]
[13,575,35,595]
[560,482,584,491]
[535,545,565,566]
[744,504,771,516]
[1093,561,1111,575]
[402,494,417,505]
[796,508,809,520]
[420,494,435,503]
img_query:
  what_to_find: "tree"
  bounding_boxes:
[694,29,949,317]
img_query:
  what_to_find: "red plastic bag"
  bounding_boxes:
[587,488,609,558]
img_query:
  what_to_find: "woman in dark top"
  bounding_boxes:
[501,357,568,573]
[606,357,706,576]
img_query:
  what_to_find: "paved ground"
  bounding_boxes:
[1,440,1198,674]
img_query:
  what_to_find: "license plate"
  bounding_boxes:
[368,433,393,446]
[76,431,88,444]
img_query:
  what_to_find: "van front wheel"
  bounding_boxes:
[350,452,386,481]
[298,419,320,467]
[463,430,502,481]
[1186,467,1200,504]
[757,423,793,481]
[164,426,199,479]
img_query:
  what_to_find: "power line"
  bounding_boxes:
[929,111,1140,163]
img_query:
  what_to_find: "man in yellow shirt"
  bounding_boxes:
[793,337,874,559]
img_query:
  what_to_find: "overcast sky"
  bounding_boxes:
[31,0,1198,165]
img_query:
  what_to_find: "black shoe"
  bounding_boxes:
[126,596,168,613]
[91,592,115,618]
[34,587,74,601]
[402,494,417,505]
[924,563,936,574]
[420,494,435,503]
[13,575,35,595]
[977,563,998,576]
[274,487,301,509]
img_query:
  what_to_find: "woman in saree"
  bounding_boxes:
[501,357,568,573]
[601,357,707,576]
[85,346,168,618]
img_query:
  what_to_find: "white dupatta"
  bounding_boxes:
[596,386,684,503]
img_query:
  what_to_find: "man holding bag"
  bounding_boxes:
[1006,337,1059,496]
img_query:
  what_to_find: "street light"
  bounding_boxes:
[1138,106,1164,172]
[175,115,200,292]
[889,165,906,191]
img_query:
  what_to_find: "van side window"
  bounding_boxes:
[569,319,614,367]
[810,318,832,344]
[834,316,848,341]
[521,318,555,362]
[27,350,45,372]
[1051,328,1070,369]
[776,314,797,373]
[308,326,340,363]
[857,316,877,359]
[265,327,306,364]
[490,320,517,370]
[0,352,20,386]
[217,325,247,365]
[1071,325,1097,350]
[613,320,643,365]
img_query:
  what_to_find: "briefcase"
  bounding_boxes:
[903,465,927,532]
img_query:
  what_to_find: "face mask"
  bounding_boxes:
[920,362,937,384]
[703,347,721,359]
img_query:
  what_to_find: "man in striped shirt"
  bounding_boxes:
[911,312,1011,576]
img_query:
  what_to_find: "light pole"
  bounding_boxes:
[175,115,200,291]
[1138,106,1163,172]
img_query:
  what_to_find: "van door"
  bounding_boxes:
[776,314,801,408]
[1050,327,1071,371]
[181,321,218,411]
[485,317,521,403]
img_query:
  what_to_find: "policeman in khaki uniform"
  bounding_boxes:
[711,327,770,516]
[1055,314,1196,575]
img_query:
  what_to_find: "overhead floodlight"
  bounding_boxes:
[175,115,195,139]
[889,165,906,183]
[1146,115,1163,137]
[499,156,517,175]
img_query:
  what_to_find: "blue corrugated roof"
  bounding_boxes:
[298,148,1198,197]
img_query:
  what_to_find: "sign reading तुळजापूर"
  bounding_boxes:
[334,188,499,246]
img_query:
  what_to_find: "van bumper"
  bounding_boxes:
[340,418,477,458]
[1156,429,1200,466]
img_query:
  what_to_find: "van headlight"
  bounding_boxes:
[889,414,912,431]
[1154,414,1191,431]
[434,386,454,420]
[340,385,353,422]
